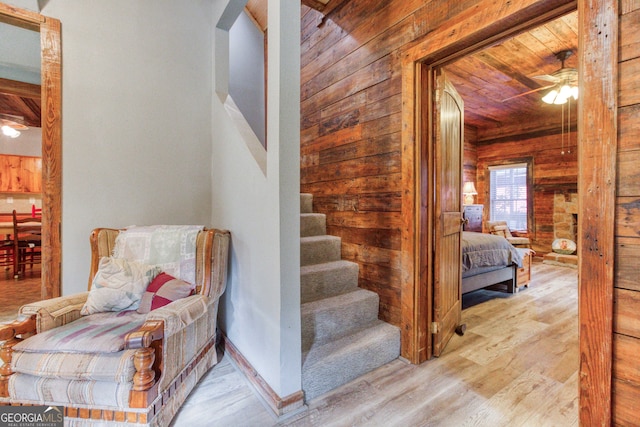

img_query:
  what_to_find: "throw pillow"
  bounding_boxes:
[81,257,161,315]
[137,272,195,314]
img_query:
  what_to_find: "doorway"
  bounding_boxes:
[399,0,617,424]
[0,3,61,301]
[435,10,579,354]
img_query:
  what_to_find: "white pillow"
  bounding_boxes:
[81,257,161,315]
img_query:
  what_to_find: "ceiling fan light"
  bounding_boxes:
[542,89,559,104]
[571,86,579,100]
[1,125,20,138]
[553,95,568,105]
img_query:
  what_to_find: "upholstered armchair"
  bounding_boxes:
[0,226,230,426]
[486,220,531,248]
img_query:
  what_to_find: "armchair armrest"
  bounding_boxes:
[19,292,89,333]
[0,315,37,397]
[0,315,36,341]
[124,295,209,409]
[146,295,209,337]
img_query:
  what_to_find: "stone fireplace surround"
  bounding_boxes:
[543,191,578,267]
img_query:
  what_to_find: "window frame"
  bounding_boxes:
[486,158,534,234]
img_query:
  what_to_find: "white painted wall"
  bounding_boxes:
[11,0,302,402]
[0,127,41,156]
[0,22,41,84]
[212,0,301,398]
[40,0,213,294]
[229,10,266,146]
[1,0,38,12]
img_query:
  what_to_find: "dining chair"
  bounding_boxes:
[12,210,41,279]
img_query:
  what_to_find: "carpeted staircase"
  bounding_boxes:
[300,193,400,401]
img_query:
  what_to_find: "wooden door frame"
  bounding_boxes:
[0,3,62,299]
[400,0,617,425]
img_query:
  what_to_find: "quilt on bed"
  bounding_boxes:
[462,231,523,277]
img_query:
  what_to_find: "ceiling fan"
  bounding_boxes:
[501,50,578,103]
[0,114,29,138]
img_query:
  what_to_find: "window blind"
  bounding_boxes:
[489,163,528,230]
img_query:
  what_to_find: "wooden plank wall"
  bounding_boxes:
[612,2,640,424]
[0,155,42,193]
[300,0,481,325]
[474,131,578,253]
[463,125,478,185]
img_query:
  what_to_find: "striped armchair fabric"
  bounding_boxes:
[0,226,230,426]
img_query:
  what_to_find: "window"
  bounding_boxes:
[489,163,528,230]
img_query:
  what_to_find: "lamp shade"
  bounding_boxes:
[462,182,477,205]
[462,182,477,195]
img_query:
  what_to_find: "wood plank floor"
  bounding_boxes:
[0,268,41,324]
[171,262,578,426]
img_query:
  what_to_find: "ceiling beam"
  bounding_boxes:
[0,78,41,99]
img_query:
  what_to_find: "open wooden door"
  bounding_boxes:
[432,69,464,357]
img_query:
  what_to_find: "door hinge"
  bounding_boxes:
[431,322,439,334]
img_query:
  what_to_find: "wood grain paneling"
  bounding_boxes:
[579,0,618,423]
[614,288,640,339]
[299,0,635,423]
[615,24,640,417]
[302,0,584,359]
[615,238,640,292]
[0,155,41,193]
[612,378,640,426]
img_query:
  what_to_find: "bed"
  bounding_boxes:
[462,231,525,295]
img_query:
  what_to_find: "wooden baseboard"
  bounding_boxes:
[222,335,304,417]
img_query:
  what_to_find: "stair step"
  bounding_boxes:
[301,235,341,266]
[300,193,313,214]
[302,320,400,401]
[300,213,326,237]
[301,260,359,303]
[302,289,379,351]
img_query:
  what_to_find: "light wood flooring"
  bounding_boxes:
[171,262,578,426]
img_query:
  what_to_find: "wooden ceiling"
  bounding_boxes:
[0,78,41,128]
[444,11,578,142]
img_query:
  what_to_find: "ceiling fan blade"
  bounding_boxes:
[500,84,556,103]
[532,74,559,83]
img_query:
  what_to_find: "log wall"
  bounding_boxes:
[300,4,639,421]
[475,131,578,253]
[463,125,478,185]
[300,0,483,325]
[612,2,640,425]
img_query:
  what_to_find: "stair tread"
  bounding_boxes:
[300,235,340,243]
[302,289,379,349]
[300,235,341,266]
[302,320,400,400]
[301,288,377,312]
[300,193,313,214]
[300,259,358,275]
[300,213,326,237]
[301,260,359,303]
[303,320,399,361]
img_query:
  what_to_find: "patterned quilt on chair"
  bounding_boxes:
[113,225,204,284]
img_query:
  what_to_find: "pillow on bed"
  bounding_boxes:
[137,272,195,314]
[81,257,161,315]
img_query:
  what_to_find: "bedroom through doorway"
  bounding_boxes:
[428,6,579,392]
